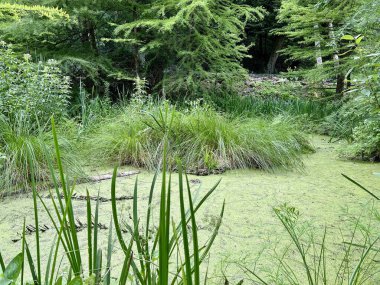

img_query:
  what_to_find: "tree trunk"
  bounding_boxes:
[336,73,345,95]
[266,36,285,74]
[328,22,339,67]
[314,24,323,66]
[88,23,98,55]
[328,22,345,96]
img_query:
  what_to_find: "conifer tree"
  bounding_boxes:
[113,0,265,97]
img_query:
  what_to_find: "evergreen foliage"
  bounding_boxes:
[112,0,265,97]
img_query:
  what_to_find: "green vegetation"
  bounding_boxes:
[0,120,224,284]
[0,0,378,284]
[87,100,312,171]
[246,176,380,285]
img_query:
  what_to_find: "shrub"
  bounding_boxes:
[88,100,312,171]
[323,92,380,160]
[0,42,70,126]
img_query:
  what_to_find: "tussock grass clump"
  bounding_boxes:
[0,116,80,194]
[89,100,312,171]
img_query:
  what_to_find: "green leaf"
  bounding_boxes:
[55,276,63,285]
[341,35,354,41]
[355,36,364,45]
[68,276,83,285]
[84,274,95,285]
[4,253,23,281]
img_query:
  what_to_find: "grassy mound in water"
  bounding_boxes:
[88,100,313,171]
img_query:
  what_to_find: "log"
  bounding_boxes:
[88,170,140,183]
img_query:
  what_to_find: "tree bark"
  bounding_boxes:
[328,21,345,95]
[336,73,345,95]
[266,36,285,74]
[314,24,323,66]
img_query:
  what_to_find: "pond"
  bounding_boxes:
[0,136,379,283]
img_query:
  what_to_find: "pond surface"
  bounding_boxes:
[0,136,379,283]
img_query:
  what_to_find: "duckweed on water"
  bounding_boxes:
[0,136,379,283]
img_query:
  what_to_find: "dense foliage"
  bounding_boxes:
[0,0,378,187]
[0,43,70,125]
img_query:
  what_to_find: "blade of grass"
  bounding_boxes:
[25,242,38,285]
[178,161,192,285]
[86,189,93,275]
[111,166,128,253]
[104,218,113,285]
[45,235,58,285]
[93,192,100,277]
[27,147,41,284]
[185,174,200,285]
[342,174,380,200]
[349,238,380,285]
[21,218,26,285]
[159,139,169,285]
[0,252,5,272]
[119,241,134,285]
[132,177,146,281]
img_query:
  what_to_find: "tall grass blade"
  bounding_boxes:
[132,177,146,281]
[0,252,5,272]
[104,218,113,285]
[86,189,93,275]
[27,147,41,284]
[119,242,134,285]
[25,242,38,285]
[51,117,82,275]
[342,174,380,200]
[93,193,100,277]
[111,166,128,253]
[178,162,192,285]
[349,238,380,285]
[21,218,26,285]
[45,236,58,285]
[186,174,200,285]
[159,139,169,285]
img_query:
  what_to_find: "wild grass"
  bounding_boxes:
[0,115,81,194]
[87,99,313,172]
[210,93,338,121]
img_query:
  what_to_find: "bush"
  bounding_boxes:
[88,100,312,172]
[323,92,380,160]
[0,42,70,126]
